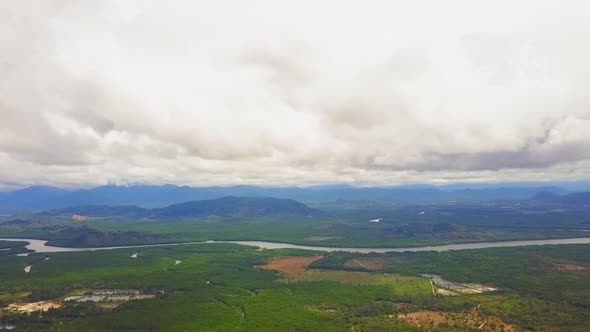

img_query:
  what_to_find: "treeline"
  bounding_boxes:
[44,227,171,247]
[0,240,31,256]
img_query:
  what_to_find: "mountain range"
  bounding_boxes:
[40,196,320,220]
[0,182,589,211]
[531,191,590,206]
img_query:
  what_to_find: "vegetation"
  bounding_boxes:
[0,241,588,330]
[40,196,320,220]
[1,197,589,330]
[0,240,31,256]
[0,244,426,331]
[2,199,589,249]
[312,244,590,330]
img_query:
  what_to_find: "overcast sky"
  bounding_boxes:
[1,1,590,190]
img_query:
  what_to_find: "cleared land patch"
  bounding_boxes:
[4,289,158,315]
[258,256,431,297]
[397,310,516,332]
[257,256,323,282]
[423,274,497,295]
[7,301,61,313]
[71,214,88,221]
[344,258,387,270]
[554,263,586,271]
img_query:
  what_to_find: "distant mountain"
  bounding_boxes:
[531,191,590,206]
[531,191,562,203]
[562,192,590,205]
[0,183,572,211]
[152,196,319,219]
[0,186,71,210]
[40,196,320,220]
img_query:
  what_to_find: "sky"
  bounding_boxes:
[1,0,590,190]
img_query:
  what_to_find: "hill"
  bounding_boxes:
[561,192,590,205]
[0,186,71,210]
[39,196,320,220]
[151,196,319,219]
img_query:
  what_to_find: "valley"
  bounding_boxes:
[0,191,589,331]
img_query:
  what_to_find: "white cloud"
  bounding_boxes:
[1,0,590,189]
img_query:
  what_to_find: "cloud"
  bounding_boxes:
[1,0,590,189]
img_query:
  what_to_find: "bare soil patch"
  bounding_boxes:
[554,263,586,271]
[71,214,88,221]
[257,256,322,282]
[7,301,61,313]
[397,310,516,332]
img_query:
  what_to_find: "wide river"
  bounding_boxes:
[2,237,590,254]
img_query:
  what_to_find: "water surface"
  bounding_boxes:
[2,237,590,254]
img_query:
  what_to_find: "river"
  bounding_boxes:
[2,237,590,254]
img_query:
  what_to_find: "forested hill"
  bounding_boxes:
[151,196,318,218]
[40,196,320,220]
